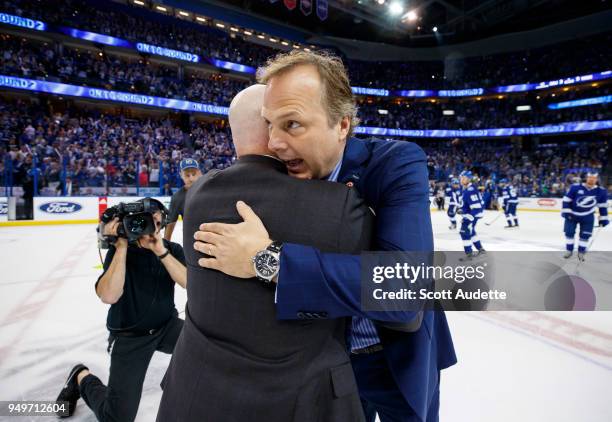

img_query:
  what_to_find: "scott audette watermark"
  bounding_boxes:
[359,251,612,311]
[370,261,506,301]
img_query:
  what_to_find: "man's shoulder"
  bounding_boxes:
[186,169,222,196]
[361,137,427,163]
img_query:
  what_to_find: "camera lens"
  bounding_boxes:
[128,215,148,234]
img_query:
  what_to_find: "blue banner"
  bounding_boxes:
[60,27,131,48]
[351,87,389,97]
[300,0,313,16]
[136,42,199,63]
[210,59,256,74]
[316,0,328,20]
[548,95,612,110]
[0,75,229,116]
[354,121,612,138]
[396,90,436,98]
[496,71,612,93]
[438,88,484,97]
[2,75,610,138]
[0,12,45,31]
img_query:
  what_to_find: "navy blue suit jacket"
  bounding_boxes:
[276,137,457,421]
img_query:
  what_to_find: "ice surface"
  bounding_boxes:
[0,210,610,421]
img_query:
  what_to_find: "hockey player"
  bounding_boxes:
[446,178,461,230]
[459,170,486,258]
[562,171,609,261]
[499,178,519,228]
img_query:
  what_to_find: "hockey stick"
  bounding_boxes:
[485,209,504,226]
[587,225,603,250]
[574,226,604,270]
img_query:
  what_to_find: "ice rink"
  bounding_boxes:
[1,210,611,421]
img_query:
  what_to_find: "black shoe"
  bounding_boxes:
[56,364,88,418]
[477,249,487,256]
[578,252,586,262]
[563,251,573,259]
[504,225,513,229]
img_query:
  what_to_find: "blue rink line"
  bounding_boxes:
[463,313,612,372]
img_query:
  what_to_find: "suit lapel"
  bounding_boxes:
[338,137,371,185]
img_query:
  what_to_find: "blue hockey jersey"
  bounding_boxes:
[446,186,462,206]
[501,185,519,206]
[461,183,484,220]
[562,183,609,218]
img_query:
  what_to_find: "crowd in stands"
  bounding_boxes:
[2,0,611,90]
[2,96,608,198]
[0,99,234,194]
[425,138,609,198]
[2,34,610,131]
[357,85,611,129]
[0,34,250,106]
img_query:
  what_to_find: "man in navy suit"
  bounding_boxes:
[194,50,456,422]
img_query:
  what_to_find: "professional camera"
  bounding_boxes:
[98,197,169,248]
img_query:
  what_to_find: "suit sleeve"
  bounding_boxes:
[275,144,432,322]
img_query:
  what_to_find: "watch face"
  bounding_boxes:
[254,252,279,278]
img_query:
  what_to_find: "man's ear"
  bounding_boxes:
[338,116,351,141]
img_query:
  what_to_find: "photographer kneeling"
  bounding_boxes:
[55,198,186,421]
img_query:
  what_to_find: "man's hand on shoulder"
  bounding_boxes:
[194,201,272,278]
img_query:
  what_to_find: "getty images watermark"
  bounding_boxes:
[360,251,612,312]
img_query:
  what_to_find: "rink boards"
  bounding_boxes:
[0,195,611,225]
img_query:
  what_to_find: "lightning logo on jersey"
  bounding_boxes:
[562,184,608,218]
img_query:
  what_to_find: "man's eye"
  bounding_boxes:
[287,121,301,130]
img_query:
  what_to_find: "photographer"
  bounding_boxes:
[55,198,186,421]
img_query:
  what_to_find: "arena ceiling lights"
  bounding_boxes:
[389,2,404,16]
[401,10,418,23]
[135,2,301,52]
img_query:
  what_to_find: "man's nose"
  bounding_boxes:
[268,128,288,153]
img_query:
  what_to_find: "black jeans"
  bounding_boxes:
[79,317,184,422]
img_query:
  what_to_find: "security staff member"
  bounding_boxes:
[55,200,187,421]
[164,158,202,241]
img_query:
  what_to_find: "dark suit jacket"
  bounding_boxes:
[157,155,373,422]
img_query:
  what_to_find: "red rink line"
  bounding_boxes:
[483,311,612,358]
[0,232,93,363]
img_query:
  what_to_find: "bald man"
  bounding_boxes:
[156,85,373,422]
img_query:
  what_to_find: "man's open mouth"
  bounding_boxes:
[284,159,304,171]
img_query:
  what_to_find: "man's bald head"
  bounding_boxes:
[228,84,270,157]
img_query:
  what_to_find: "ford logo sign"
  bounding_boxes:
[39,201,82,214]
[537,199,556,207]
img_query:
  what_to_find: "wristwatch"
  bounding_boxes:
[253,241,283,283]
